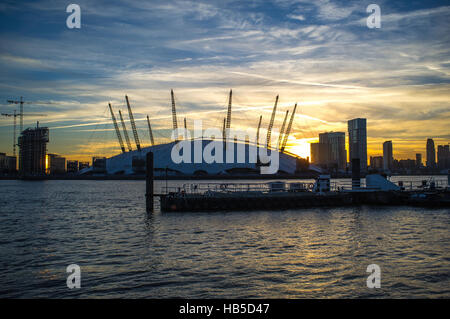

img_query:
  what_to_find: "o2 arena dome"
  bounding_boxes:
[83,91,321,176]
[86,139,317,176]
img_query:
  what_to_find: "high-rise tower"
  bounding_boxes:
[426,138,436,168]
[383,141,393,171]
[348,118,367,172]
[18,122,49,175]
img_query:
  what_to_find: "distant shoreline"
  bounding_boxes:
[0,174,317,181]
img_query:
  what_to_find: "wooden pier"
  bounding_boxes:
[158,189,450,212]
[144,152,450,213]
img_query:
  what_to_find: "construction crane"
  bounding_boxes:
[7,97,53,133]
[1,111,47,156]
[146,115,155,146]
[7,97,24,133]
[281,103,297,153]
[256,115,262,148]
[277,110,289,150]
[108,103,126,154]
[266,95,279,149]
[125,95,141,152]
[118,110,133,152]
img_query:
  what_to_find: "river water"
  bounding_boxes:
[0,178,449,298]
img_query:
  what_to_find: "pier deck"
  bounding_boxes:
[157,182,450,212]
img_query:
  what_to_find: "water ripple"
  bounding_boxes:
[0,180,449,298]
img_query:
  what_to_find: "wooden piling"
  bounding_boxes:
[448,169,450,188]
[146,152,154,213]
[352,158,360,189]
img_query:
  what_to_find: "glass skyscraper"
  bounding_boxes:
[348,118,367,171]
[383,141,393,171]
[319,132,346,170]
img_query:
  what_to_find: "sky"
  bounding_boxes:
[0,0,449,163]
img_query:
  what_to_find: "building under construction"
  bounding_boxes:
[18,123,49,176]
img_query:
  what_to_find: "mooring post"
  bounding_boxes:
[352,158,361,189]
[146,152,154,213]
[447,169,450,189]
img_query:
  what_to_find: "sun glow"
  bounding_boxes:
[285,138,316,160]
[45,154,49,174]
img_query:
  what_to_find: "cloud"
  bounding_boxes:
[287,14,305,21]
[315,0,357,21]
[0,54,47,69]
[0,0,448,160]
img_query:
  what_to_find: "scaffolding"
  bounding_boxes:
[18,123,49,175]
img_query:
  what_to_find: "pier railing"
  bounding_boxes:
[324,178,448,192]
[158,181,342,195]
[163,181,316,195]
[389,178,448,190]
[161,177,448,196]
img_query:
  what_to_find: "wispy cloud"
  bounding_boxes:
[0,0,449,161]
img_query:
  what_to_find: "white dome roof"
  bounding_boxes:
[105,139,304,175]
